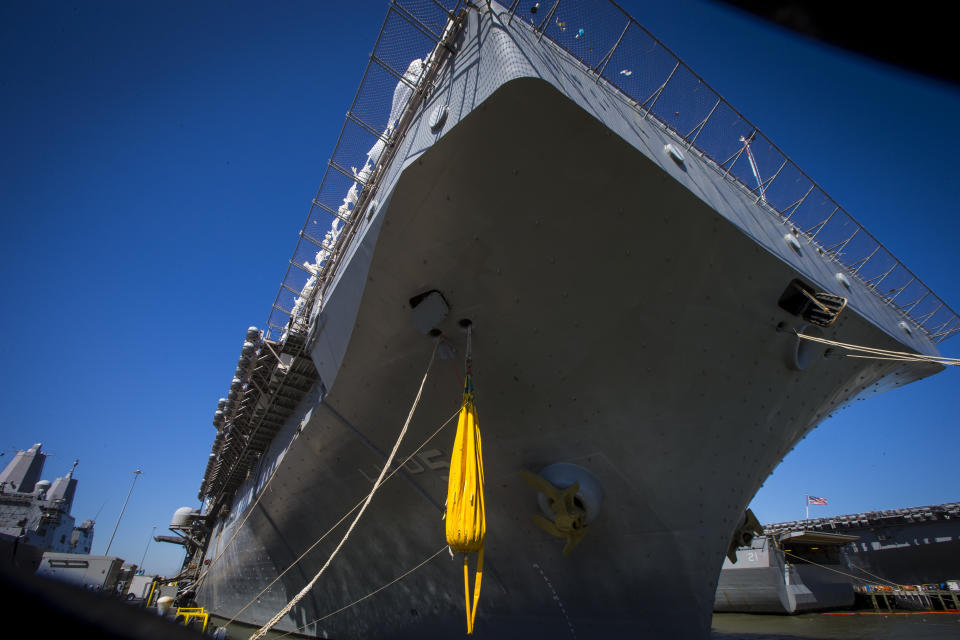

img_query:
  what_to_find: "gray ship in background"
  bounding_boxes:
[716,502,960,613]
[716,529,859,614]
[0,444,94,572]
[769,502,960,587]
[167,1,959,638]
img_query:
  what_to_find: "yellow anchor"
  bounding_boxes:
[521,471,588,557]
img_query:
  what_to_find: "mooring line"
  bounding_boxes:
[248,342,439,639]
[796,332,959,366]
[274,545,450,638]
[224,403,460,626]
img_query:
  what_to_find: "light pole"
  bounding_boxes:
[139,525,156,573]
[105,469,142,556]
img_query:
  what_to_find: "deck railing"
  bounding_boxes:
[266,0,959,344]
[266,0,463,341]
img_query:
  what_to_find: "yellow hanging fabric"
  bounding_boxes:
[445,329,485,634]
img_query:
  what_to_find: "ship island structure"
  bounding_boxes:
[164,1,958,638]
[0,444,94,570]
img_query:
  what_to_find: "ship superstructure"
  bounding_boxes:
[179,2,957,638]
[0,444,94,555]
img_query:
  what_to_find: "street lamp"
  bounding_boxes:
[105,469,142,556]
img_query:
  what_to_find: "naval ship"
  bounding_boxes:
[171,1,958,637]
[0,444,94,572]
[766,502,960,587]
[715,502,960,613]
[715,528,860,614]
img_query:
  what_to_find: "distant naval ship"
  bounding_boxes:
[716,502,960,613]
[168,1,957,638]
[768,502,960,587]
[0,444,94,571]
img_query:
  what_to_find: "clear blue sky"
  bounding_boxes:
[1,1,957,577]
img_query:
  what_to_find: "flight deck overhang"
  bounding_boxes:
[778,531,860,546]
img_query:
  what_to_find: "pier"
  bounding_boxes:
[855,584,960,612]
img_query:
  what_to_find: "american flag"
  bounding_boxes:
[807,496,828,506]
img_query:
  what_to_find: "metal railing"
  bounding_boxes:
[266,0,958,343]
[504,0,958,343]
[265,0,462,341]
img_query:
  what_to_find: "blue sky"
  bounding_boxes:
[1,1,957,577]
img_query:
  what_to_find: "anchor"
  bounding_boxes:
[521,470,588,557]
[727,508,763,563]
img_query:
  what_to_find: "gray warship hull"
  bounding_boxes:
[191,3,951,638]
[715,532,859,613]
[844,520,960,586]
[767,503,960,587]
[716,504,960,614]
[715,560,855,614]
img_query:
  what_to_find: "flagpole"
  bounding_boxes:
[805,494,809,520]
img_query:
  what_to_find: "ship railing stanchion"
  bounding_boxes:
[506,0,521,26]
[638,61,679,120]
[685,98,721,151]
[592,18,631,81]
[535,1,561,42]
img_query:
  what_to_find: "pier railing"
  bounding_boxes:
[266,0,959,344]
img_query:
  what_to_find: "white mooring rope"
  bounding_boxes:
[195,451,286,590]
[274,545,450,639]
[795,332,959,367]
[226,404,460,626]
[248,341,439,639]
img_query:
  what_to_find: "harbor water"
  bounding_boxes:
[210,612,960,639]
[711,612,960,639]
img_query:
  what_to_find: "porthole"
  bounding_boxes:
[429,104,448,131]
[784,233,802,255]
[664,143,685,166]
